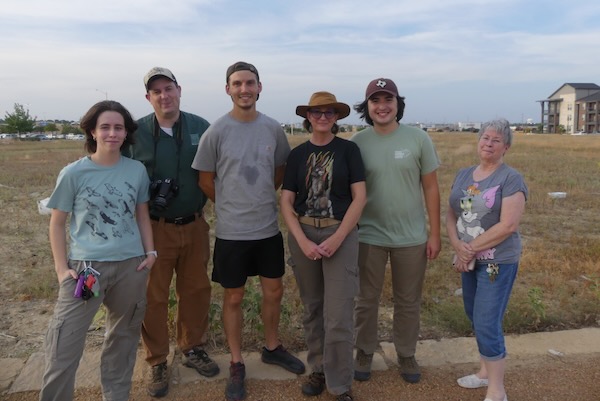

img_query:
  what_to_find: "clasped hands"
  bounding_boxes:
[453,240,476,272]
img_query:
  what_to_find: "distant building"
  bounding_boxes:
[457,122,481,132]
[537,83,600,134]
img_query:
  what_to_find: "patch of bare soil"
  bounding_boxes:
[4,353,599,401]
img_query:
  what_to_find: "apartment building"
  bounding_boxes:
[538,83,600,134]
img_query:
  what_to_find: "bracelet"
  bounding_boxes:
[145,250,158,258]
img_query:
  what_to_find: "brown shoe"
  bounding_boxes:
[182,346,220,377]
[147,362,169,398]
[336,390,354,401]
[301,372,325,396]
[354,349,373,381]
[398,355,421,383]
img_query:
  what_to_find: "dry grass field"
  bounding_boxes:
[0,132,598,358]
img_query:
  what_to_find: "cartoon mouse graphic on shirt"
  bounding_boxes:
[457,183,500,260]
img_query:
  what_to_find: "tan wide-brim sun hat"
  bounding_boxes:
[296,91,350,120]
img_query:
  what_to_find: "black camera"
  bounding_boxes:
[150,178,179,211]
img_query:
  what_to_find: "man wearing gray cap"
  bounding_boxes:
[123,67,218,398]
[192,61,304,401]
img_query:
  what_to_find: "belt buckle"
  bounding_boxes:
[173,216,185,225]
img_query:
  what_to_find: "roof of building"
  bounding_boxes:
[547,83,600,99]
[577,91,600,102]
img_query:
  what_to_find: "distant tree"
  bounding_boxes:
[557,125,566,134]
[44,123,58,132]
[61,124,84,135]
[4,103,36,133]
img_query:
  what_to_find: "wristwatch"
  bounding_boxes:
[145,250,158,258]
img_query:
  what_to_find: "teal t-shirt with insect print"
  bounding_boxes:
[47,156,150,261]
[448,163,528,264]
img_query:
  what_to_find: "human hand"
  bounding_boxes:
[317,233,343,259]
[426,235,441,260]
[300,238,323,261]
[137,254,156,271]
[57,268,78,284]
[453,241,475,263]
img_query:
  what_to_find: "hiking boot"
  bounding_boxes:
[261,344,306,374]
[225,362,246,401]
[301,372,326,396]
[182,346,220,377]
[353,348,373,381]
[336,390,354,401]
[147,362,169,398]
[398,355,421,383]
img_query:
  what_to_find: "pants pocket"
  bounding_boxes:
[128,298,147,329]
[46,317,65,361]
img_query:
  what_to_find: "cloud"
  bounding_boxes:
[1,0,599,124]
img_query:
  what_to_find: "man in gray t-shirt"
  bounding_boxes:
[192,61,303,401]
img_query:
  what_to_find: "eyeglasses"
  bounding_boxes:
[308,109,336,119]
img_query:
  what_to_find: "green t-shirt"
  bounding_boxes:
[350,124,440,247]
[124,111,209,218]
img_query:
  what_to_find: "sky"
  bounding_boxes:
[2,0,599,126]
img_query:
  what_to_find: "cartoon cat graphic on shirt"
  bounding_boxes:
[455,184,500,268]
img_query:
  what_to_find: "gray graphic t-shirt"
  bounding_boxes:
[448,163,528,264]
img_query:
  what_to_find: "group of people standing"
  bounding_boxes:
[39,61,527,401]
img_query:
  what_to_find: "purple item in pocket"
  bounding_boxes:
[73,274,85,298]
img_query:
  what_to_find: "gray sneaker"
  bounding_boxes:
[398,355,421,383]
[353,349,373,381]
[182,346,220,377]
[147,362,169,398]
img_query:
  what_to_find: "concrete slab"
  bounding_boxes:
[505,328,600,358]
[9,352,45,393]
[177,350,309,385]
[4,328,599,394]
[0,358,25,393]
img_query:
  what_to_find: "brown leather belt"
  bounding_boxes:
[298,216,341,228]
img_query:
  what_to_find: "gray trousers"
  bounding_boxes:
[288,225,359,396]
[39,257,148,401]
[354,242,427,357]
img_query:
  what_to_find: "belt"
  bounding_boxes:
[298,216,341,228]
[150,214,197,225]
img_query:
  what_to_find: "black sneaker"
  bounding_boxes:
[353,348,373,381]
[147,362,169,398]
[301,372,325,396]
[261,344,306,374]
[398,355,421,383]
[336,390,354,401]
[225,362,246,401]
[182,346,220,377]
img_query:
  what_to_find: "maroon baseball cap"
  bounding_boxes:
[365,78,399,99]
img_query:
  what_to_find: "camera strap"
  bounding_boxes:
[150,115,182,183]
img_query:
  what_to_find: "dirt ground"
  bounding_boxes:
[1,280,599,400]
[3,353,599,401]
[1,299,598,401]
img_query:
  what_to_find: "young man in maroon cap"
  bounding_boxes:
[351,78,441,384]
[192,61,304,401]
[124,67,218,398]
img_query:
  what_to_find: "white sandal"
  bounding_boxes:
[484,396,507,401]
[457,374,488,388]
